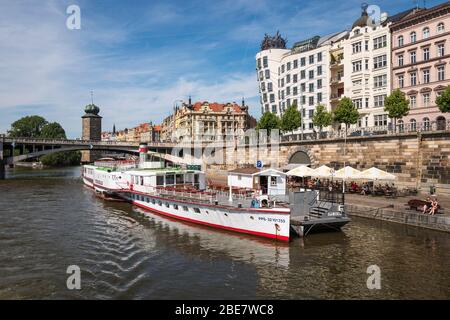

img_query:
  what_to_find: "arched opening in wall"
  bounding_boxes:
[288,151,311,167]
[437,116,446,131]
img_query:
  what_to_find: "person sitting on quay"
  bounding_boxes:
[429,198,439,215]
[422,197,432,214]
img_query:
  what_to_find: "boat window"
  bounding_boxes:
[146,197,149,203]
[173,204,178,210]
[140,176,144,186]
[166,174,175,185]
[183,206,189,211]
[176,174,184,185]
[194,174,199,184]
[156,175,164,186]
[165,202,170,208]
[193,208,201,213]
[158,201,162,206]
[135,176,139,185]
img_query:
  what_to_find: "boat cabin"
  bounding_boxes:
[126,168,206,193]
[227,168,286,196]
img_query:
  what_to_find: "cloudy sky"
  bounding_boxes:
[0,0,443,137]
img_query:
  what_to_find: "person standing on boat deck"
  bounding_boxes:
[423,197,431,214]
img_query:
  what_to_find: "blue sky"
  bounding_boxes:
[0,0,444,138]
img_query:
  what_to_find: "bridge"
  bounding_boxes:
[0,136,179,179]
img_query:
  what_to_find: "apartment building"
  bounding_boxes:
[256,31,347,134]
[391,2,450,130]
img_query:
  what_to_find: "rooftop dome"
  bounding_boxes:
[84,103,100,115]
[352,3,372,29]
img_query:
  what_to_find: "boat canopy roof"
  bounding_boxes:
[125,168,204,176]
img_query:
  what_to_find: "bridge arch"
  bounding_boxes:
[6,146,140,165]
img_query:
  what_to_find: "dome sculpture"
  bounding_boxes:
[352,3,373,29]
[84,103,100,115]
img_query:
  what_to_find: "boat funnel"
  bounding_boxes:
[139,143,148,164]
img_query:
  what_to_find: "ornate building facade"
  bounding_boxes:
[391,2,450,131]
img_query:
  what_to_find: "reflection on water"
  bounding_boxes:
[0,166,449,299]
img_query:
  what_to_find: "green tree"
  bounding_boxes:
[436,86,450,113]
[40,122,67,139]
[384,89,410,131]
[333,97,359,137]
[312,104,332,138]
[256,111,281,133]
[281,103,301,133]
[40,151,81,166]
[7,116,48,138]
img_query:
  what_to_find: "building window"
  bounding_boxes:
[398,54,403,66]
[365,97,369,108]
[271,105,277,113]
[309,83,314,92]
[410,51,416,64]
[410,72,417,86]
[353,98,363,109]
[309,70,314,79]
[300,83,306,92]
[374,74,387,88]
[287,62,291,71]
[300,70,305,79]
[410,119,417,131]
[365,40,369,51]
[410,95,417,108]
[374,95,386,108]
[398,75,404,88]
[374,114,388,126]
[398,35,404,47]
[286,86,290,95]
[293,87,297,95]
[352,60,362,72]
[423,27,430,39]
[317,52,322,62]
[317,79,322,89]
[263,56,268,68]
[437,22,445,33]
[373,54,387,69]
[261,82,266,91]
[309,96,314,106]
[438,43,445,57]
[373,35,387,49]
[267,82,273,92]
[300,57,306,66]
[365,59,369,70]
[423,93,430,107]
[352,41,362,54]
[410,31,416,43]
[309,55,314,64]
[438,66,445,81]
[398,120,404,132]
[269,94,275,103]
[423,117,431,131]
[423,69,430,84]
[293,74,298,83]
[265,69,270,79]
[293,59,298,69]
[286,74,291,83]
[317,65,322,76]
[317,92,322,102]
[423,47,430,61]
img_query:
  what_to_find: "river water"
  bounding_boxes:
[0,166,449,299]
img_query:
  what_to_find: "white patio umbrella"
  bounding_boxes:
[310,165,334,178]
[334,166,362,180]
[334,166,361,193]
[357,167,397,181]
[286,165,315,177]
